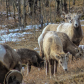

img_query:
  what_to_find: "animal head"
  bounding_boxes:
[56,52,70,71]
[75,47,84,59]
[71,14,81,28]
[61,12,71,23]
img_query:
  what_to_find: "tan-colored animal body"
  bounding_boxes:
[57,14,83,46]
[16,48,44,74]
[39,31,84,60]
[57,32,84,60]
[43,31,70,78]
[0,44,22,71]
[38,13,75,54]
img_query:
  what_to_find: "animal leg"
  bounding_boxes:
[55,61,58,73]
[27,63,31,75]
[49,60,51,78]
[46,60,49,76]
[51,60,54,76]
[54,60,56,77]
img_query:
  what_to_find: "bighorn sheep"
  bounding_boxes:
[57,32,84,60]
[0,61,23,84]
[0,44,22,71]
[39,31,84,60]
[16,48,44,74]
[43,31,70,78]
[57,14,83,46]
[38,13,74,54]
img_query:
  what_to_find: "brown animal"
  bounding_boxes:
[0,44,22,71]
[57,32,84,60]
[16,48,44,74]
[0,61,22,84]
[40,31,84,60]
[43,31,70,78]
[57,14,83,46]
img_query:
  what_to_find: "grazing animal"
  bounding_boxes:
[38,13,75,54]
[57,32,84,60]
[0,61,22,84]
[57,14,83,46]
[0,61,9,83]
[39,31,84,60]
[0,44,22,71]
[16,48,44,74]
[43,31,70,77]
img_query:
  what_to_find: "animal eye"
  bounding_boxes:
[60,62,62,64]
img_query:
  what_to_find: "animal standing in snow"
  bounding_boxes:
[43,31,70,78]
[16,48,44,74]
[0,44,22,71]
[57,14,83,46]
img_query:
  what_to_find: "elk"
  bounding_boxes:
[43,31,70,78]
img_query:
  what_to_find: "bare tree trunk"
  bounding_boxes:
[56,0,60,16]
[69,0,70,12]
[64,0,68,13]
[49,0,52,23]
[6,0,8,19]
[39,0,43,29]
[45,0,48,25]
[45,0,49,7]
[73,0,75,5]
[61,0,63,11]
[17,0,21,28]
[13,1,16,22]
[83,0,84,14]
[55,0,57,23]
[22,0,26,28]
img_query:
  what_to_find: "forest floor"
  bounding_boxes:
[0,0,84,84]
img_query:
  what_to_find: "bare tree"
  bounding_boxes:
[56,0,60,15]
[45,0,49,7]
[64,0,68,13]
[73,0,75,5]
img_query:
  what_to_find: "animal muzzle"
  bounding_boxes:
[65,69,67,71]
[74,23,79,28]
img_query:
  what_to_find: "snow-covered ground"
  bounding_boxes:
[0,20,84,44]
[0,23,49,44]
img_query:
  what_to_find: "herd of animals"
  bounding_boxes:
[0,12,84,83]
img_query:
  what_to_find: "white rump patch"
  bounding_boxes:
[0,45,6,62]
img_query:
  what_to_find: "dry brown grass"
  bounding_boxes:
[0,0,84,84]
[4,25,84,84]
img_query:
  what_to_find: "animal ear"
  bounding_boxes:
[78,14,82,18]
[70,19,73,23]
[61,15,65,19]
[61,11,66,19]
[67,52,70,56]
